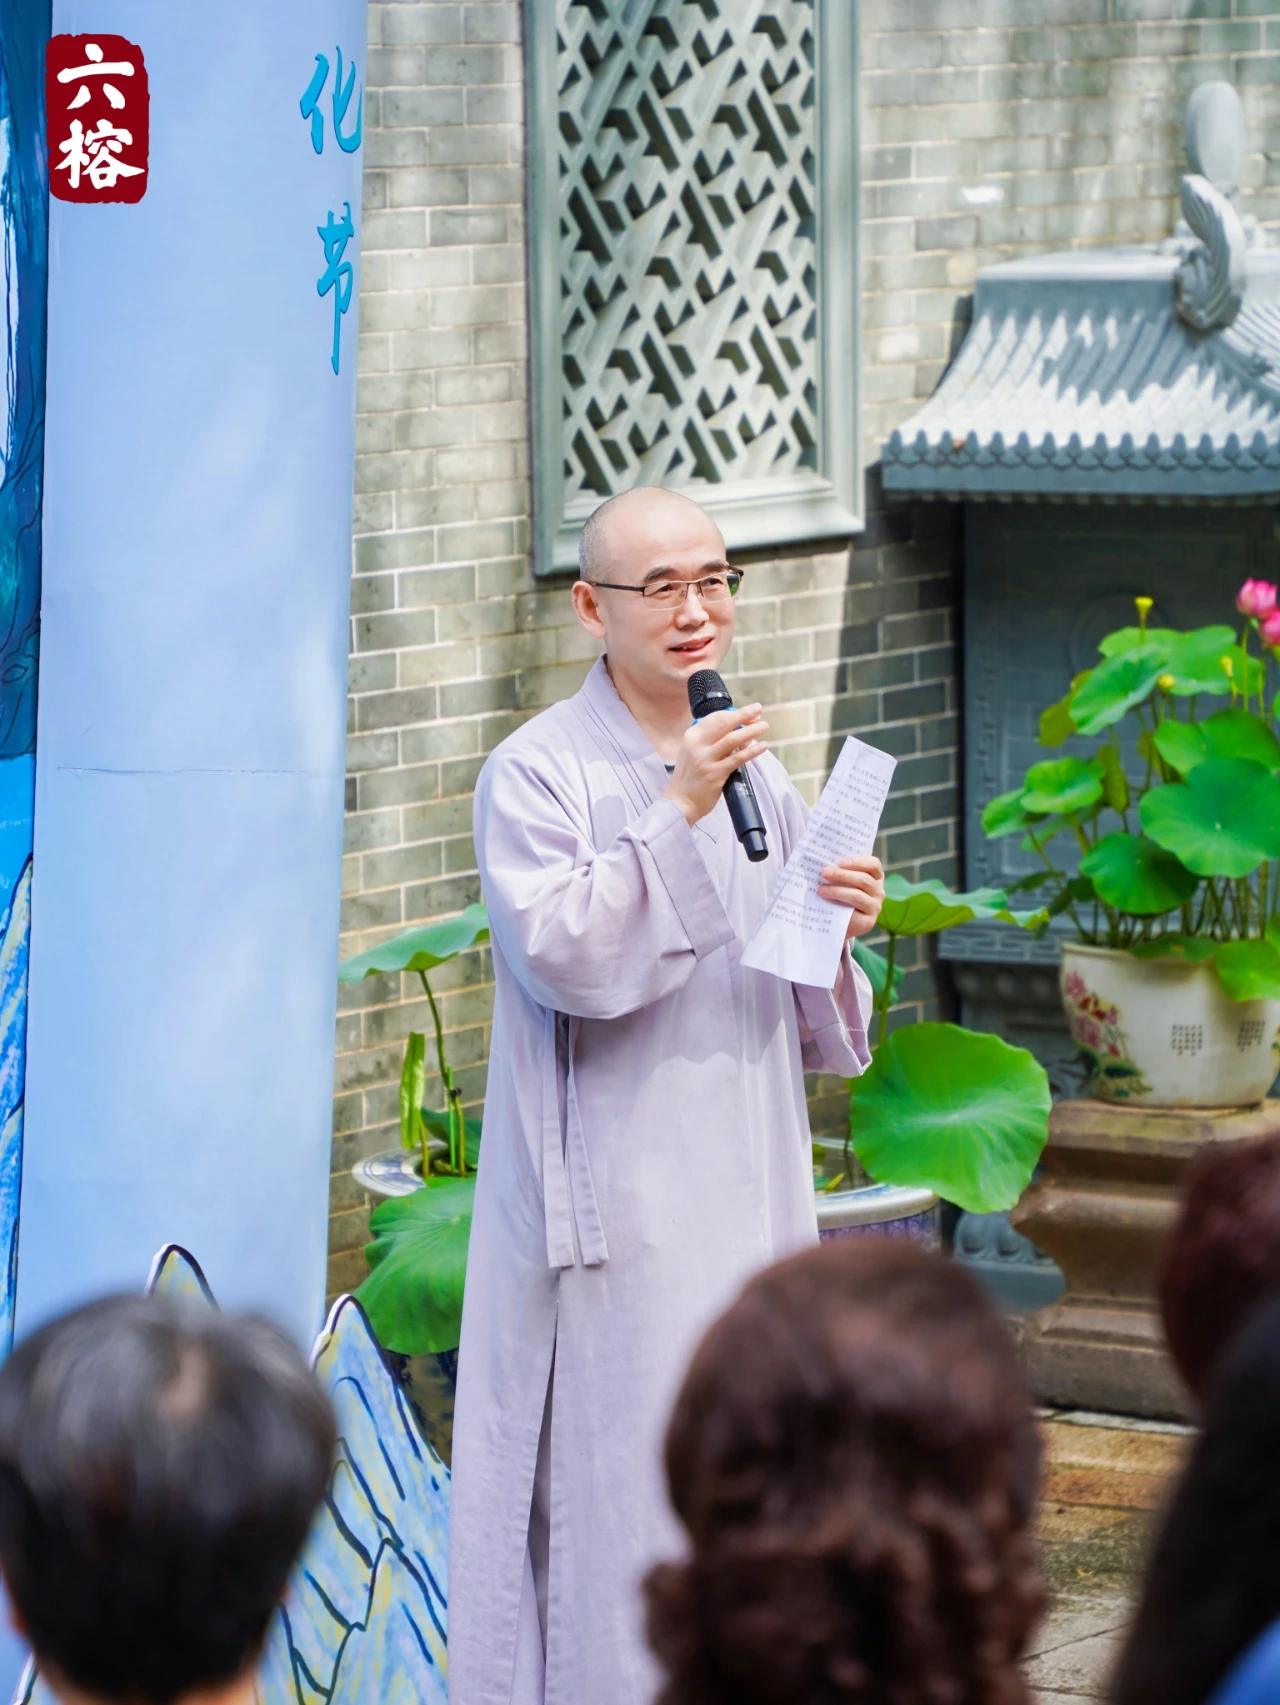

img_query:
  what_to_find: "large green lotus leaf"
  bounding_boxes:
[1140,758,1280,878]
[1196,710,1280,771]
[1153,720,1208,777]
[1021,756,1105,815]
[1078,833,1198,914]
[1154,711,1280,778]
[1097,626,1155,658]
[1131,934,1216,963]
[878,875,1043,936]
[1162,627,1240,695]
[852,939,904,1006]
[1213,938,1280,1002]
[1071,646,1168,736]
[339,902,490,981]
[850,1023,1051,1213]
[982,787,1043,839]
[356,1176,474,1355]
[1096,627,1236,697]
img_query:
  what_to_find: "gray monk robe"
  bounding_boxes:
[448,657,873,1705]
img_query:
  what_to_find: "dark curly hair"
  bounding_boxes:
[644,1238,1045,1705]
[1160,1131,1280,1405]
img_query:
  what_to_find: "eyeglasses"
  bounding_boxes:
[588,570,743,608]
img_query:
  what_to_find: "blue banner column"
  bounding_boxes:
[16,0,367,1350]
[0,1,50,1358]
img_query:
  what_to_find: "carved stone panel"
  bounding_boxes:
[526,0,860,572]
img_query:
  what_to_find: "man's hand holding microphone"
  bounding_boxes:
[660,670,885,940]
[662,702,769,831]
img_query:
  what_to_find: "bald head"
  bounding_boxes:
[578,487,721,581]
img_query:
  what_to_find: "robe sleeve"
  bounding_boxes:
[474,743,737,1020]
[768,759,874,1079]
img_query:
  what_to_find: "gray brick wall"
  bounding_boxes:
[330,0,1280,1297]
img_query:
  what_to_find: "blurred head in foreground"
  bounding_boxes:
[1113,1296,1280,1705]
[1160,1131,1280,1406]
[0,1295,334,1705]
[645,1238,1044,1705]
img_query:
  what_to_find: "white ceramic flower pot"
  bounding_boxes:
[1061,941,1280,1108]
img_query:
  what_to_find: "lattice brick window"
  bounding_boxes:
[527,0,860,574]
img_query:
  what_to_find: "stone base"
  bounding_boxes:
[1012,1098,1280,1421]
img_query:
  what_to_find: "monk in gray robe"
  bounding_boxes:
[448,488,885,1705]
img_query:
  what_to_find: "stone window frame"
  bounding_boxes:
[525,0,862,576]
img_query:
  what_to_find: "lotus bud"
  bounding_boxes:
[1157,673,1175,692]
[1134,595,1153,635]
[1221,655,1235,679]
[1261,608,1280,649]
[1237,579,1279,619]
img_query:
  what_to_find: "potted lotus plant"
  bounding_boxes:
[982,586,1280,1107]
[338,902,488,1460]
[818,880,1052,1232]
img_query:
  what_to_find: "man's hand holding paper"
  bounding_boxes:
[818,852,886,940]
[741,737,896,989]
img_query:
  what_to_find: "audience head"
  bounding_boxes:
[645,1237,1044,1705]
[1113,1295,1280,1705]
[0,1294,334,1705]
[1160,1131,1280,1404]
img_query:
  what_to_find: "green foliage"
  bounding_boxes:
[851,939,903,1006]
[1078,834,1197,915]
[878,874,1043,935]
[1038,693,1077,748]
[1211,937,1280,1001]
[1098,625,1236,696]
[843,874,1050,1212]
[341,904,489,1359]
[356,1178,475,1355]
[1155,709,1280,776]
[849,1025,1051,1213]
[982,788,1042,840]
[1099,745,1130,813]
[1070,646,1168,736]
[421,1107,482,1172]
[1021,756,1105,815]
[980,592,1280,1003]
[1140,758,1280,878]
[400,1032,428,1155]
[337,903,490,982]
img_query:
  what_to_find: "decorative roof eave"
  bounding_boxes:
[882,176,1280,505]
[885,429,1280,505]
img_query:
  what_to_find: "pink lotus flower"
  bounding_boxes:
[1238,579,1278,619]
[1261,608,1280,649]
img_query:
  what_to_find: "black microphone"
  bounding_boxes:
[687,669,769,863]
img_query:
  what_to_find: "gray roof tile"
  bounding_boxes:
[882,247,1280,501]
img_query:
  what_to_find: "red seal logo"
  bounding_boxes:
[47,34,149,204]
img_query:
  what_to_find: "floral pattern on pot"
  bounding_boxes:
[1062,969,1153,1101]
